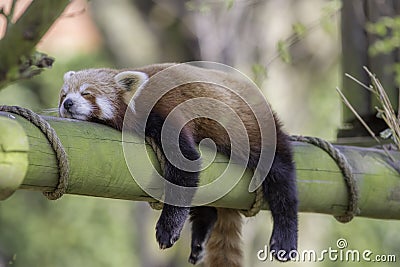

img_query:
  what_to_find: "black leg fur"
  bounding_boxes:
[262,130,298,261]
[188,207,218,265]
[145,111,201,249]
[186,119,298,263]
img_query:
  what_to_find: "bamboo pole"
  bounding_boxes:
[1,112,399,220]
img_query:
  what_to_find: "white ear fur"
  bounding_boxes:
[114,71,148,91]
[63,71,76,81]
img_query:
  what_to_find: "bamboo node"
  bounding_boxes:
[0,105,69,200]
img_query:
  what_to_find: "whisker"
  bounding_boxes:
[40,108,59,115]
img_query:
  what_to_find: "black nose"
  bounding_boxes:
[63,99,74,110]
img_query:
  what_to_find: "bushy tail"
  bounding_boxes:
[203,208,243,267]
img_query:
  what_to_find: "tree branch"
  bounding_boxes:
[0,0,70,88]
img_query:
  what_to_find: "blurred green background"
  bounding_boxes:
[0,0,398,266]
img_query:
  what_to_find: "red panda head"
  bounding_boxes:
[58,68,148,129]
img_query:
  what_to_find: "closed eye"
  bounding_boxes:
[81,91,91,96]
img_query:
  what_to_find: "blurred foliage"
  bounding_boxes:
[185,0,235,13]
[185,1,212,13]
[367,16,400,56]
[0,192,139,267]
[327,218,399,267]
[277,40,292,64]
[275,0,341,67]
[367,16,400,87]
[320,0,342,33]
[292,22,307,38]
[251,63,268,88]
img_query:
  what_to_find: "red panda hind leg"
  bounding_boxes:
[189,206,218,264]
[203,208,243,267]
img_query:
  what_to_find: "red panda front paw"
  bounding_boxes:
[155,220,182,249]
[269,227,297,262]
[155,205,189,249]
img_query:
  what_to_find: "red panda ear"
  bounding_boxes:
[114,71,148,91]
[63,71,75,81]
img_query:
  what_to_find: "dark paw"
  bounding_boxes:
[155,221,181,249]
[188,244,204,265]
[269,230,297,262]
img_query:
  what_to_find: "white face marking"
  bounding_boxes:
[59,92,92,120]
[96,96,114,120]
[79,83,91,93]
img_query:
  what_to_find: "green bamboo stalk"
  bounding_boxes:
[1,112,399,220]
[0,114,28,200]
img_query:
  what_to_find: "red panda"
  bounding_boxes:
[58,63,298,266]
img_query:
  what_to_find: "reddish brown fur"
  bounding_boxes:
[204,209,243,267]
[133,64,269,156]
[60,63,277,267]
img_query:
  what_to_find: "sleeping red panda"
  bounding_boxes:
[58,63,298,266]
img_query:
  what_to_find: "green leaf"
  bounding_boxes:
[185,1,211,13]
[366,21,387,36]
[277,40,292,64]
[322,0,342,15]
[225,0,235,10]
[320,0,342,34]
[185,1,196,12]
[251,63,268,87]
[391,63,400,88]
[292,22,307,38]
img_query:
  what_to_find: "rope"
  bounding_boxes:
[240,185,263,217]
[290,135,359,223]
[0,105,69,200]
